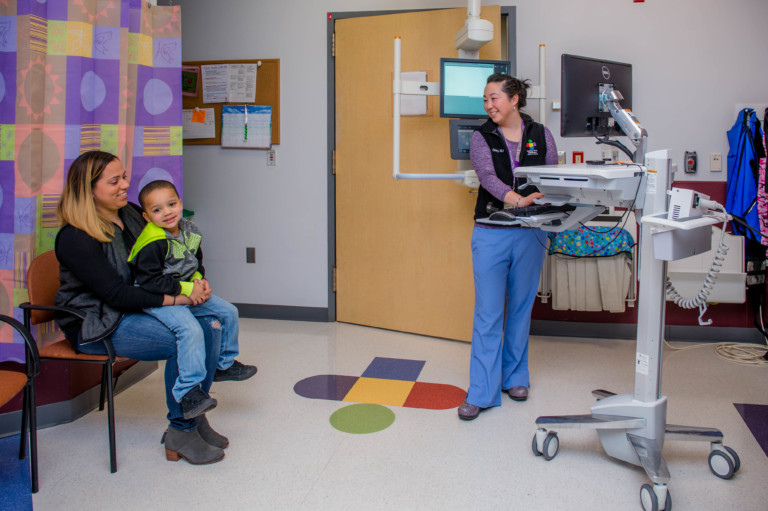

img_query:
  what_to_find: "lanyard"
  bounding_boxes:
[499,120,524,169]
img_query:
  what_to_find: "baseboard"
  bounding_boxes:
[0,360,158,438]
[664,324,765,343]
[232,306,763,343]
[234,303,330,322]
[531,320,765,343]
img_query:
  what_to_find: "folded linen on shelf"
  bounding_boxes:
[548,226,634,313]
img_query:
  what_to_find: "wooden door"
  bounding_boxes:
[335,8,502,342]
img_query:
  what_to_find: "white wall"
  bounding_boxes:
[513,0,768,175]
[181,0,768,310]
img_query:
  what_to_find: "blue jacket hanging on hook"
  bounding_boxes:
[726,108,765,242]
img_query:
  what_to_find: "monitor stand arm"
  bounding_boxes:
[601,84,648,164]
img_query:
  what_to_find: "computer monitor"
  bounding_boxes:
[449,119,486,160]
[440,58,511,119]
[560,54,632,138]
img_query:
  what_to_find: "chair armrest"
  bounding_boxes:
[18,302,116,359]
[0,314,40,377]
[18,302,87,320]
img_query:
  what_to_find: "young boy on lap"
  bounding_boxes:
[128,180,256,420]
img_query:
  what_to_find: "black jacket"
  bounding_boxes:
[54,203,162,346]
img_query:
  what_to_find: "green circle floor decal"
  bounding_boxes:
[329,403,396,434]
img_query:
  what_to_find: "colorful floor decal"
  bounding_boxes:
[294,357,466,433]
[329,404,395,434]
[734,403,768,457]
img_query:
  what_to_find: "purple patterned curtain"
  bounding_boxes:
[0,0,183,361]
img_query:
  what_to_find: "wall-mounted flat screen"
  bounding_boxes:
[440,58,511,119]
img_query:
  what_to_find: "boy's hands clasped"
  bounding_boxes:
[188,278,211,305]
[170,280,210,306]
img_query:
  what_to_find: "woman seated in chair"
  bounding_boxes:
[54,150,256,465]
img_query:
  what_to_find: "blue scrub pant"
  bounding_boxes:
[466,226,547,408]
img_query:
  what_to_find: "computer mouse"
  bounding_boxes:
[488,210,516,221]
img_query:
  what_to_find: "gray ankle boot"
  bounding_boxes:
[197,414,229,449]
[163,427,224,465]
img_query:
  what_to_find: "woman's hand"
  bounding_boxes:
[503,191,547,208]
[163,294,192,306]
[520,192,546,207]
[175,294,193,306]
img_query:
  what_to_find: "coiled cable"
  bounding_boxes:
[664,201,729,325]
[664,337,768,366]
[662,200,767,365]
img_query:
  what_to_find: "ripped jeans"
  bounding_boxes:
[143,294,240,402]
[78,298,239,431]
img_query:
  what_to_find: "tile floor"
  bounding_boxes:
[19,319,768,510]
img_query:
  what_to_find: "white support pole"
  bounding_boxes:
[526,44,547,126]
[634,150,672,402]
[538,44,546,125]
[393,36,402,180]
[467,0,481,18]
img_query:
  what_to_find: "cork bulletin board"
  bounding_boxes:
[181,58,280,145]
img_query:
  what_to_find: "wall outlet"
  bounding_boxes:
[710,152,722,172]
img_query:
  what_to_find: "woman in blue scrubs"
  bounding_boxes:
[458,74,558,420]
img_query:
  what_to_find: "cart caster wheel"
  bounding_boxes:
[708,449,735,479]
[640,484,658,511]
[640,484,671,511]
[721,445,741,473]
[541,431,559,461]
[532,432,542,457]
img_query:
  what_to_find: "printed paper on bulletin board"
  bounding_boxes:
[182,59,280,145]
[221,105,272,149]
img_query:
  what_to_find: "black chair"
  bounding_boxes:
[0,314,40,493]
[19,250,130,474]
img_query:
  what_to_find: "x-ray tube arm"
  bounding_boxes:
[456,0,493,57]
[392,36,465,181]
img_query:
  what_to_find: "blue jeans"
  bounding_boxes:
[189,294,239,371]
[79,312,222,431]
[144,294,240,403]
[467,226,547,408]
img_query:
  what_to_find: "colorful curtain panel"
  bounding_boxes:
[0,0,183,360]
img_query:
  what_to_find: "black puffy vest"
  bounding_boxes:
[473,114,548,220]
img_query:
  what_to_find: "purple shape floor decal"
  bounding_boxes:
[734,403,768,457]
